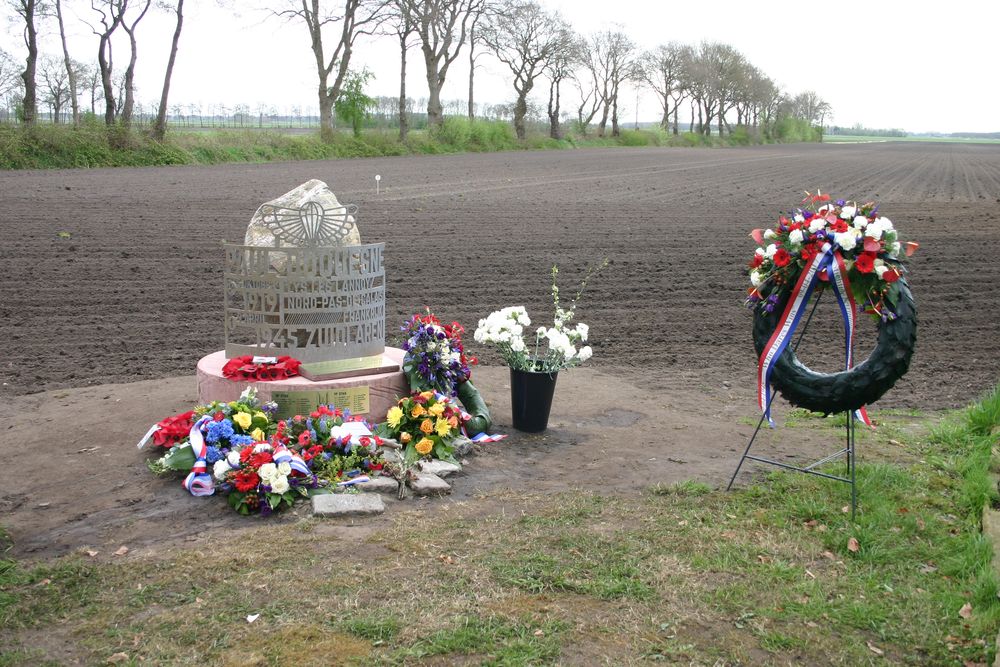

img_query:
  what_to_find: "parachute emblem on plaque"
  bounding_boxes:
[260,200,359,247]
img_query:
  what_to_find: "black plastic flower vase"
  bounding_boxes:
[509,366,559,432]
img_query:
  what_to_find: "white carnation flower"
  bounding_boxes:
[834,231,857,251]
[213,460,232,481]
[793,214,805,223]
[788,229,804,245]
[575,323,589,342]
[270,475,289,494]
[852,215,869,229]
[750,270,763,287]
[577,346,593,362]
[253,443,273,453]
[258,462,277,481]
[227,450,241,466]
[840,205,857,219]
[755,247,765,257]
[865,225,883,240]
[875,216,893,231]
[765,243,778,259]
[808,217,826,233]
[510,336,525,353]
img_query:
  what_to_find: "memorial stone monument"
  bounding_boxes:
[197,180,408,419]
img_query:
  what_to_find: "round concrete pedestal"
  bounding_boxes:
[196,348,408,420]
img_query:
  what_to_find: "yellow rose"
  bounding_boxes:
[250,427,265,442]
[415,437,434,456]
[400,432,412,444]
[411,404,426,418]
[420,418,434,435]
[232,412,252,430]
[420,391,435,401]
[435,418,451,437]
[428,402,445,417]
[387,406,404,428]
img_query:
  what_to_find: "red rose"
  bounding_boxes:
[233,470,260,493]
[854,252,875,274]
[883,268,900,283]
[773,248,792,267]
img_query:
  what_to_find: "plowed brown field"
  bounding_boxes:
[3,141,999,407]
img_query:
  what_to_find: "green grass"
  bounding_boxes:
[2,386,998,664]
[0,116,821,170]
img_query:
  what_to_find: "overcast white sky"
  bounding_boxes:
[6,0,998,133]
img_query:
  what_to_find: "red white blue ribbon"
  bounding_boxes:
[757,242,874,428]
[272,443,311,476]
[183,416,215,496]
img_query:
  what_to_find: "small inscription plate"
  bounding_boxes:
[224,242,386,363]
[270,386,371,419]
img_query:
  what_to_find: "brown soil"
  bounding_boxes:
[2,141,999,560]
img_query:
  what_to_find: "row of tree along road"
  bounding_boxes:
[1,0,830,143]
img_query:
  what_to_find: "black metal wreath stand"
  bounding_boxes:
[726,291,859,521]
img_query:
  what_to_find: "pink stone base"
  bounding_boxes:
[196,348,408,420]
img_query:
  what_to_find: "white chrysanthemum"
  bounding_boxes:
[258,462,277,481]
[840,205,857,219]
[510,336,525,353]
[750,270,763,287]
[270,475,289,494]
[577,346,593,362]
[213,460,232,481]
[788,229,804,245]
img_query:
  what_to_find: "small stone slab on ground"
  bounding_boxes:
[419,460,462,478]
[356,476,399,494]
[312,493,385,517]
[409,472,451,496]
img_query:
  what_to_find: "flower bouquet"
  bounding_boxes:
[473,262,604,431]
[400,308,493,436]
[746,191,916,322]
[146,388,322,515]
[276,404,387,485]
[380,391,464,465]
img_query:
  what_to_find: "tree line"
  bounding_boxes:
[1,0,831,142]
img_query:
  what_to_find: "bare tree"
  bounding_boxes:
[9,0,45,124]
[571,37,600,136]
[543,26,575,140]
[278,0,389,140]
[120,0,153,127]
[639,42,687,133]
[151,0,184,140]
[50,0,81,124]
[39,55,70,121]
[792,90,831,126]
[388,0,415,139]
[402,0,482,128]
[90,0,125,124]
[0,49,21,101]
[685,41,742,136]
[583,29,634,137]
[481,0,563,140]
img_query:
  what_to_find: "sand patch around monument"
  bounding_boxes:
[0,365,889,561]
